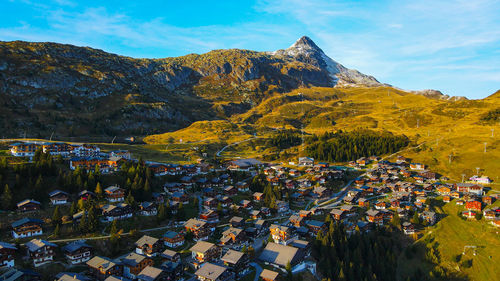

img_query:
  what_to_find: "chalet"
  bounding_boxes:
[69,157,110,172]
[436,186,451,195]
[366,209,384,225]
[259,242,305,269]
[0,242,16,267]
[358,198,370,208]
[396,156,408,164]
[204,197,218,209]
[171,191,189,204]
[455,183,483,195]
[285,180,296,189]
[16,199,41,212]
[443,195,451,203]
[87,256,123,280]
[195,262,234,281]
[227,158,262,171]
[275,200,290,213]
[289,215,304,228]
[105,186,125,202]
[312,186,329,198]
[190,241,221,268]
[26,239,57,267]
[221,249,249,277]
[161,249,181,263]
[330,209,345,221]
[402,222,415,235]
[451,191,461,198]
[163,231,184,248]
[260,269,280,281]
[465,200,482,211]
[250,210,261,219]
[298,157,314,166]
[9,142,38,157]
[219,196,232,208]
[101,203,133,222]
[73,144,101,157]
[420,211,437,225]
[224,186,237,196]
[135,235,163,257]
[138,202,157,216]
[63,240,93,265]
[160,260,183,280]
[200,210,219,224]
[203,187,217,197]
[137,266,167,281]
[270,224,295,245]
[236,181,250,192]
[482,196,494,205]
[305,220,326,234]
[289,169,300,177]
[48,190,70,205]
[469,175,492,184]
[462,210,477,219]
[253,192,263,201]
[409,163,425,170]
[254,219,269,234]
[375,201,387,210]
[483,209,496,220]
[11,218,43,239]
[220,227,245,245]
[78,190,95,201]
[152,192,165,204]
[121,252,154,279]
[240,200,252,209]
[185,219,210,241]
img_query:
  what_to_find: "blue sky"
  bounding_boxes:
[1,0,499,99]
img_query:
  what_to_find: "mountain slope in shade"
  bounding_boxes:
[272,36,381,87]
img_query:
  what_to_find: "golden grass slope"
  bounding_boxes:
[146,86,500,181]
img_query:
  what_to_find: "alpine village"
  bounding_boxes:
[0,31,499,281]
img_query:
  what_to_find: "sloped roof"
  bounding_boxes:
[259,242,301,267]
[195,263,228,280]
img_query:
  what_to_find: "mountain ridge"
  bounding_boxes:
[0,37,489,139]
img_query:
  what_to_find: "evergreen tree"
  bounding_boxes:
[79,212,88,233]
[69,201,77,215]
[95,182,103,199]
[1,184,13,210]
[157,203,167,222]
[54,224,61,237]
[52,206,61,226]
[391,212,401,229]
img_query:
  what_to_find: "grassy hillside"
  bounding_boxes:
[147,86,500,181]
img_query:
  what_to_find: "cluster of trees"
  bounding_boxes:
[0,149,62,208]
[306,130,410,162]
[119,159,153,203]
[313,222,401,281]
[267,130,302,150]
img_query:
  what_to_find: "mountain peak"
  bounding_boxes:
[290,36,322,51]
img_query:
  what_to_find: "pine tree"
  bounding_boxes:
[157,203,166,221]
[391,212,401,229]
[87,205,99,233]
[54,224,61,237]
[95,182,103,199]
[69,201,77,215]
[1,184,13,210]
[52,206,61,226]
[79,212,88,233]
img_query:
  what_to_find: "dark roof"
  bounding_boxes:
[11,218,43,228]
[63,241,91,252]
